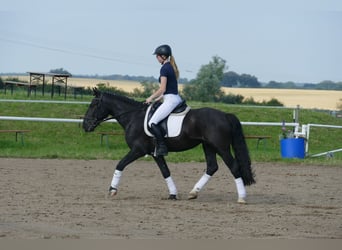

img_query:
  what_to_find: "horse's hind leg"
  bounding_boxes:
[153,156,178,200]
[188,143,218,200]
[218,149,247,204]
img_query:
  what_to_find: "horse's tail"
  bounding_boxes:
[229,114,256,186]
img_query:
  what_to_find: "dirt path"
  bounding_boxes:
[0,158,341,239]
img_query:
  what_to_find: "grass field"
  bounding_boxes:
[0,90,341,165]
[1,75,341,165]
[3,75,341,110]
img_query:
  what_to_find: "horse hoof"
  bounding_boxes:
[109,190,117,196]
[188,191,198,200]
[108,187,117,198]
[237,197,246,204]
[168,194,177,200]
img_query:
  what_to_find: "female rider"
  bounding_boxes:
[145,44,183,156]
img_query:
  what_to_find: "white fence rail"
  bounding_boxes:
[0,116,298,127]
[306,123,342,157]
[0,116,117,123]
[241,122,299,127]
[1,115,341,158]
[0,99,89,105]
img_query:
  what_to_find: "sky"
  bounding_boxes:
[1,0,342,83]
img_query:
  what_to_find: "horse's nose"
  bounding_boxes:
[82,120,92,132]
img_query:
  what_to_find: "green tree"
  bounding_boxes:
[0,77,3,89]
[316,80,342,90]
[283,81,296,89]
[239,73,261,88]
[49,68,71,75]
[183,56,226,102]
[221,71,239,87]
[265,81,283,88]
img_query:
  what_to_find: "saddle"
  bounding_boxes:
[144,100,191,138]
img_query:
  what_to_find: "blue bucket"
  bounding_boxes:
[280,138,305,159]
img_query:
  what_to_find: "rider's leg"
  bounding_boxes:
[150,123,168,156]
[148,94,182,156]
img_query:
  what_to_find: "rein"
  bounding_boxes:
[101,107,144,122]
[114,106,146,120]
[98,94,147,123]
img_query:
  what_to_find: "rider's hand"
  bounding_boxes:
[145,96,153,104]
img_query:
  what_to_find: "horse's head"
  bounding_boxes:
[83,88,109,132]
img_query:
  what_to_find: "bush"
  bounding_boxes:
[219,93,244,104]
[263,98,284,106]
[242,97,283,106]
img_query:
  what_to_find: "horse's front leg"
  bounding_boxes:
[153,156,178,200]
[109,149,145,197]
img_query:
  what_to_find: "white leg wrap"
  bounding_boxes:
[191,173,211,193]
[235,177,246,198]
[110,169,122,189]
[165,176,177,195]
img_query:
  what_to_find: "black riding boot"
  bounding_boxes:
[150,123,168,156]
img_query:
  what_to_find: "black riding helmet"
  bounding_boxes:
[153,44,172,57]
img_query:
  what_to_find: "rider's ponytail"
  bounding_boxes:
[170,55,180,80]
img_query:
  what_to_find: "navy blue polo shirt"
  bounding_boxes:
[159,62,178,94]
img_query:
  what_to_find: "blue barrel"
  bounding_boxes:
[280,138,305,159]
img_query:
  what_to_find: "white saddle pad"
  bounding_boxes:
[144,106,191,138]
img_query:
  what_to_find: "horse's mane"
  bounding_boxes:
[102,92,145,108]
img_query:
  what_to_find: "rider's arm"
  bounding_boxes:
[146,76,167,103]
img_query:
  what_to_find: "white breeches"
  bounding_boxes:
[148,94,182,127]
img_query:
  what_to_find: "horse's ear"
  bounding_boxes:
[93,87,100,97]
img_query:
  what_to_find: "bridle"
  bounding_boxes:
[84,94,147,128]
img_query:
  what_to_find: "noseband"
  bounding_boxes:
[83,96,110,128]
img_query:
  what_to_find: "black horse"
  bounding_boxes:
[83,89,255,203]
